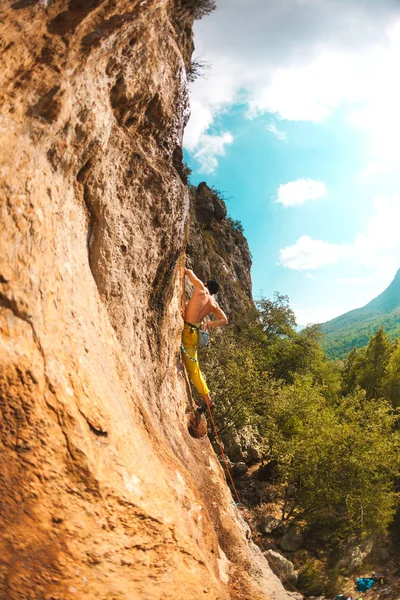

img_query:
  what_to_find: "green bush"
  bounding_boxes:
[297,559,326,596]
[179,0,216,20]
[227,217,244,234]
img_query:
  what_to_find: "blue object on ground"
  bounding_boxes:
[356,578,375,592]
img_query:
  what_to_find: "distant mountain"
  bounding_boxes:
[322,269,400,359]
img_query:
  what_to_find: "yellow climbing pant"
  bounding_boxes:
[181,323,210,396]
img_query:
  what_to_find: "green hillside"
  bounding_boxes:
[322,269,400,359]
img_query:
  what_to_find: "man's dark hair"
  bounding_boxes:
[206,280,219,295]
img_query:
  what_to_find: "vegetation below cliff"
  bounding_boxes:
[184,191,400,595]
[200,296,400,595]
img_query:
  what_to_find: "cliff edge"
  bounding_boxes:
[0,2,293,599]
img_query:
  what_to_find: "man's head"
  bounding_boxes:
[206,280,219,295]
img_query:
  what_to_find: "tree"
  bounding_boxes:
[360,327,392,400]
[187,57,211,83]
[341,347,362,396]
[383,341,400,408]
[341,328,394,401]
[256,292,297,339]
[264,377,400,539]
[201,327,269,437]
[269,324,325,383]
[196,292,400,546]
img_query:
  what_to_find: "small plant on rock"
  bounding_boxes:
[187,57,211,83]
[188,0,216,20]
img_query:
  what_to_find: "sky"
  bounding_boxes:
[183,0,400,325]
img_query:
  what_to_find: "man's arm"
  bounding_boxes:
[184,268,205,290]
[205,304,228,328]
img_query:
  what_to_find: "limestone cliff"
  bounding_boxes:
[187,182,253,320]
[0,2,293,599]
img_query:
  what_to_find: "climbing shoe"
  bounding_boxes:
[197,401,215,415]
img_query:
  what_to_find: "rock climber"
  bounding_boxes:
[182,267,228,414]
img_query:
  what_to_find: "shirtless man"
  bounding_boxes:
[182,268,228,413]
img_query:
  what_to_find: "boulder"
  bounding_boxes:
[265,550,298,585]
[280,527,304,552]
[248,446,261,461]
[337,538,374,572]
[256,483,278,503]
[260,515,283,534]
[239,426,262,462]
[287,594,304,600]
[231,462,249,477]
[224,429,246,462]
[223,426,263,464]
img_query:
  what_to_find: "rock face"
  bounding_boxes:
[0,2,293,599]
[186,182,253,320]
[266,551,298,586]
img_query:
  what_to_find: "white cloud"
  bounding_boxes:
[306,273,315,279]
[280,194,400,276]
[247,51,356,122]
[185,0,400,172]
[190,132,234,174]
[276,179,326,206]
[267,122,287,141]
[184,99,214,152]
[352,195,400,276]
[280,235,352,270]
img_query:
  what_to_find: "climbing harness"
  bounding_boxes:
[184,321,210,347]
[181,322,210,362]
[204,402,310,600]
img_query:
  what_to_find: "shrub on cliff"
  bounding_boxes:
[188,57,211,83]
[179,0,216,20]
[226,217,244,234]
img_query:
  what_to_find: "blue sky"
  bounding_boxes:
[183,0,400,325]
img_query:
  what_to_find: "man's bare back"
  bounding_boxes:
[184,268,228,329]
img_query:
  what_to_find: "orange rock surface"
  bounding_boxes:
[0,2,294,598]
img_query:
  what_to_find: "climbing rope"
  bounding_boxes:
[181,344,197,362]
[205,402,309,600]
